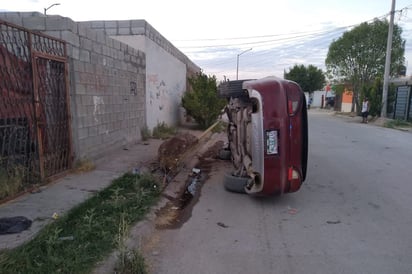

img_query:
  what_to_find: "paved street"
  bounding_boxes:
[145,111,412,274]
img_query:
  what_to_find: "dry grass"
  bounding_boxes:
[74,158,96,173]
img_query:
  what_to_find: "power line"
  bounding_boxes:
[189,4,412,78]
[175,6,411,51]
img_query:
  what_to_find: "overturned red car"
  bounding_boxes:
[218,76,308,196]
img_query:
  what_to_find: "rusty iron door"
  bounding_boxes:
[32,55,72,178]
[0,19,72,194]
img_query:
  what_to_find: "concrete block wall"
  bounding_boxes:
[79,20,199,75]
[0,12,147,161]
[78,20,200,130]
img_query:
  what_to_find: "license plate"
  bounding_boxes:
[266,130,278,155]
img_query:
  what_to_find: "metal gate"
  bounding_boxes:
[0,19,72,198]
[394,86,411,121]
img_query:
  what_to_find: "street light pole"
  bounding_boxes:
[44,3,60,15]
[236,48,252,80]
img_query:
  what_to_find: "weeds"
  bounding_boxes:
[384,119,412,129]
[152,122,177,139]
[0,173,161,274]
[211,120,228,133]
[140,126,151,141]
[74,158,95,173]
[0,164,25,200]
[115,248,148,274]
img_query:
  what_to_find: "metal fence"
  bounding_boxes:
[394,86,411,121]
[0,19,72,198]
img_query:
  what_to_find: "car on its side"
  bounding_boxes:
[218,76,308,196]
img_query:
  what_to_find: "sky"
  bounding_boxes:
[2,0,412,81]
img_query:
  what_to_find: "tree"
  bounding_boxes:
[360,77,396,117]
[325,19,405,112]
[284,64,325,93]
[181,72,226,129]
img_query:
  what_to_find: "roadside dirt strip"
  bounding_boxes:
[93,126,228,273]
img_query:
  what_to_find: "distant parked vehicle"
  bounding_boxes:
[218,76,308,196]
[325,96,335,108]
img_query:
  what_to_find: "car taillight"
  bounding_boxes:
[288,100,299,115]
[287,85,302,116]
[288,166,301,192]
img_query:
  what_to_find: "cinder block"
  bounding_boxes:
[22,16,46,30]
[69,45,80,60]
[86,28,97,41]
[131,27,145,35]
[90,52,100,65]
[78,127,88,140]
[104,21,117,29]
[105,28,117,36]
[91,21,105,29]
[84,63,95,74]
[79,49,90,62]
[72,60,85,72]
[102,45,110,57]
[131,20,146,28]
[44,30,61,39]
[0,12,24,26]
[80,37,93,51]
[61,30,80,47]
[96,31,106,44]
[45,16,76,31]
[88,126,98,137]
[106,37,114,48]
[78,22,91,30]
[118,20,130,28]
[92,42,103,54]
[118,27,130,35]
[113,40,121,50]
[75,83,87,95]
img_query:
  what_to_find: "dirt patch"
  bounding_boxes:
[200,140,224,159]
[158,133,198,172]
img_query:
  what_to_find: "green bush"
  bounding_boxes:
[182,73,226,129]
[152,122,177,139]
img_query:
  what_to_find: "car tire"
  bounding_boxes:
[223,173,248,194]
[218,80,250,98]
[301,92,308,181]
[218,148,231,160]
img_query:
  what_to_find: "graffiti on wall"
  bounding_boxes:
[130,81,137,95]
[147,73,184,127]
[93,95,104,123]
[147,74,168,111]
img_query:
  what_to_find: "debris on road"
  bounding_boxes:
[0,216,32,234]
[52,212,59,220]
[217,222,229,228]
[58,236,74,241]
[326,220,341,224]
[287,207,298,215]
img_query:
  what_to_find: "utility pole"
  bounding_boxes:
[381,0,396,117]
[236,48,252,80]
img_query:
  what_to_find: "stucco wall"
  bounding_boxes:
[110,35,186,129]
[0,12,147,161]
[145,38,186,129]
